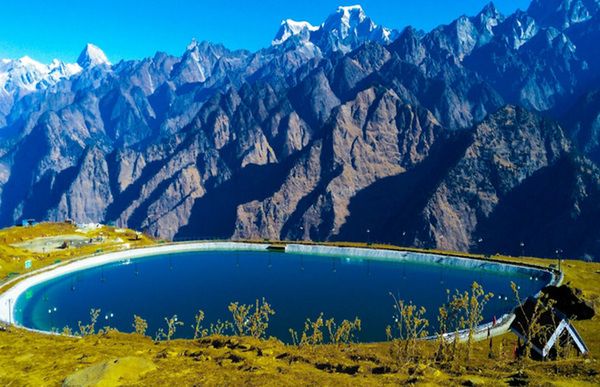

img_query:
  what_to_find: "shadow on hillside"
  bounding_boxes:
[175,149,307,240]
[474,155,600,260]
[335,131,473,246]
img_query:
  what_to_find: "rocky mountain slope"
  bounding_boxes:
[0,0,599,260]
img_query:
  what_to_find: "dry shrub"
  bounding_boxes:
[132,315,148,336]
[387,293,430,363]
[155,315,183,341]
[228,298,275,339]
[77,308,101,336]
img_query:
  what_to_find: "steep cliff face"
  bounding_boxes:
[49,147,113,223]
[0,1,599,259]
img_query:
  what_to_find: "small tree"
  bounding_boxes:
[291,314,362,346]
[438,282,494,362]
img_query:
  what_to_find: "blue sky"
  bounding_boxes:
[0,0,531,64]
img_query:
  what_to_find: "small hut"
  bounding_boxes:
[511,298,589,359]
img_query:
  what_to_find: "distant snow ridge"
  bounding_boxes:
[0,43,110,96]
[0,43,109,121]
[0,56,81,95]
[271,4,399,52]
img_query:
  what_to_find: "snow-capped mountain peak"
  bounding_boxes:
[323,4,373,36]
[478,2,500,17]
[271,4,398,52]
[319,4,397,52]
[272,19,318,45]
[476,2,504,31]
[186,38,200,52]
[335,5,368,26]
[77,43,111,68]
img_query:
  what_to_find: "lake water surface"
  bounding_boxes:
[14,250,549,342]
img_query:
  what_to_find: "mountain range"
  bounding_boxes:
[0,0,599,260]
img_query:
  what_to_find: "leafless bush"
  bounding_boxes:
[325,316,362,345]
[209,319,233,336]
[290,313,325,347]
[191,309,207,339]
[155,314,183,341]
[289,313,361,346]
[387,293,430,363]
[228,298,275,339]
[77,308,101,336]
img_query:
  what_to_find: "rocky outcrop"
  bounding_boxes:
[542,285,596,320]
[63,357,157,386]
